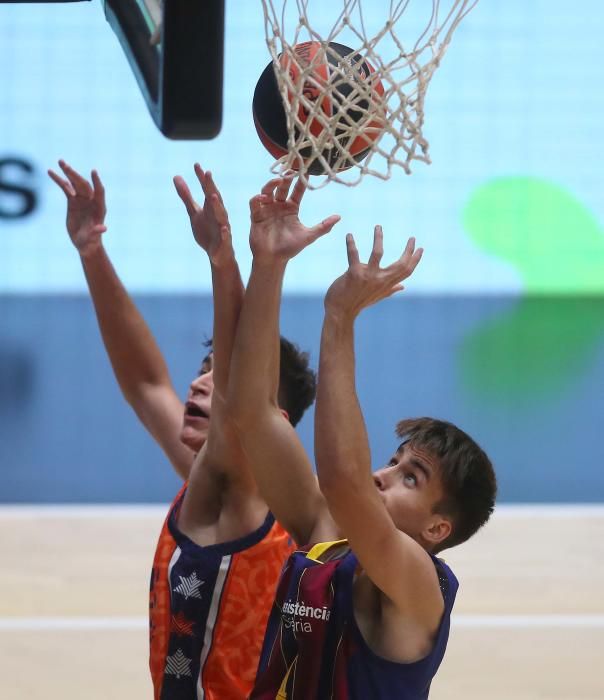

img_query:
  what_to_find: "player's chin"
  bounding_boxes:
[180,423,208,452]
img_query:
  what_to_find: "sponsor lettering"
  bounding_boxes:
[281,599,331,634]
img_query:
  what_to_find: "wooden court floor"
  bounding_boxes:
[0,505,603,699]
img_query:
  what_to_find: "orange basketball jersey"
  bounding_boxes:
[149,485,294,700]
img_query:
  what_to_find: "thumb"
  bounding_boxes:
[310,214,341,239]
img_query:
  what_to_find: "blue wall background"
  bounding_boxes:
[2,294,603,502]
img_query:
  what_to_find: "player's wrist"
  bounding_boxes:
[323,304,357,327]
[79,241,106,263]
[210,250,237,271]
[250,252,289,269]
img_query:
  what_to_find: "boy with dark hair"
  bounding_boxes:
[48,162,331,699]
[278,337,317,427]
[395,418,497,552]
[202,335,316,429]
[226,177,497,698]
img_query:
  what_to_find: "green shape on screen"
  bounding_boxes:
[460,177,604,406]
[464,177,604,293]
[459,298,604,405]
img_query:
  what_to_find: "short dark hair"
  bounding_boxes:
[201,337,316,427]
[396,417,497,552]
[278,336,316,427]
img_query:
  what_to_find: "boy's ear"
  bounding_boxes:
[423,516,452,547]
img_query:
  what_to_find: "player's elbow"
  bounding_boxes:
[121,384,149,416]
[224,392,257,432]
[317,457,365,505]
[316,463,348,506]
[121,381,161,416]
[315,447,350,491]
[226,388,278,432]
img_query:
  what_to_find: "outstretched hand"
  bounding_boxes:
[48,160,107,258]
[249,175,340,263]
[173,164,233,267]
[325,226,423,319]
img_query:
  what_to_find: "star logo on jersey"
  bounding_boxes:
[174,571,205,600]
[171,612,194,637]
[165,648,192,679]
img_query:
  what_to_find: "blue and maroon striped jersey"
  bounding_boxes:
[251,540,458,699]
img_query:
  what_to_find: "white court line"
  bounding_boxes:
[0,617,148,630]
[489,505,604,519]
[452,615,604,628]
[0,504,603,518]
[0,615,603,631]
[0,505,168,518]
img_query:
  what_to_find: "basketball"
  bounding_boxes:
[253,41,385,175]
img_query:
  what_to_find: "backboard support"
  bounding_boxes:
[104,0,225,139]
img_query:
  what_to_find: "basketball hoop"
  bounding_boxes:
[260,0,480,188]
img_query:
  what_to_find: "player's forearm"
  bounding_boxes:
[80,245,172,400]
[209,256,244,396]
[227,259,286,423]
[315,313,372,493]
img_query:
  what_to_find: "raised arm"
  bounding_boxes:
[173,164,243,401]
[48,161,192,478]
[226,176,340,545]
[173,165,254,499]
[315,228,445,627]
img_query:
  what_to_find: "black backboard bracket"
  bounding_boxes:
[103,0,225,139]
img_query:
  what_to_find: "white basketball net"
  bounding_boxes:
[260,0,480,188]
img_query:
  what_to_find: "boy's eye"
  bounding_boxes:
[198,355,213,375]
[404,473,417,486]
